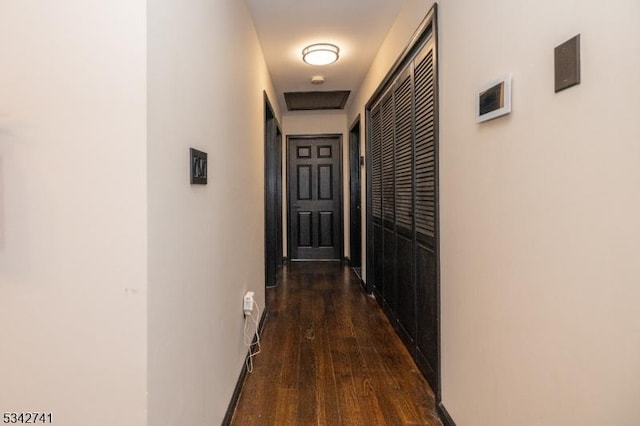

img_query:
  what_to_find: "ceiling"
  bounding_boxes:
[246,0,405,113]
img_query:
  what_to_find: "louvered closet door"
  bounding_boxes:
[381,93,397,314]
[414,38,439,388]
[370,106,384,297]
[393,68,416,342]
[366,14,438,395]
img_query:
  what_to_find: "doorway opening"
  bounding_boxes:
[264,92,283,287]
[349,117,362,279]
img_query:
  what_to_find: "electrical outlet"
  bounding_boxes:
[243,291,255,315]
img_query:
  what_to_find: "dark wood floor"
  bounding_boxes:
[230,262,441,425]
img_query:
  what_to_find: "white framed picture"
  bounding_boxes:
[476,73,512,123]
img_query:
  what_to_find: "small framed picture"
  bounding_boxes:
[476,74,512,123]
[190,148,207,184]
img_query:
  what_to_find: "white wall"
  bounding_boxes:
[0,1,148,425]
[350,0,640,425]
[147,0,279,424]
[282,111,349,258]
[438,1,640,425]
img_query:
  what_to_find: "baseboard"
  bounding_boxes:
[221,307,268,425]
[437,401,456,426]
[395,320,415,355]
[415,347,438,397]
[373,287,383,304]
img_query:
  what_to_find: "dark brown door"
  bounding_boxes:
[288,136,342,260]
[264,94,282,287]
[349,119,362,270]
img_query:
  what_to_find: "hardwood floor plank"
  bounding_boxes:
[230,262,440,425]
[296,341,317,423]
[313,318,341,425]
[274,388,299,425]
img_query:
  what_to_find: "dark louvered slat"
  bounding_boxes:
[371,106,382,219]
[394,75,413,231]
[381,95,394,224]
[414,49,435,238]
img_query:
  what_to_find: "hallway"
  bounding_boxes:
[230,262,440,425]
[3,1,639,424]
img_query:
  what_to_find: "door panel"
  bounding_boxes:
[297,212,313,247]
[381,95,395,229]
[396,233,415,344]
[394,71,414,235]
[297,165,312,200]
[318,145,332,158]
[319,212,334,246]
[383,227,396,314]
[380,93,396,314]
[373,221,384,298]
[414,40,438,389]
[414,45,436,248]
[394,67,415,343]
[318,165,333,200]
[371,106,383,294]
[416,244,438,387]
[297,146,311,158]
[289,136,342,260]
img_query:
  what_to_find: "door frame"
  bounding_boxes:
[349,116,362,271]
[286,133,344,261]
[264,92,283,287]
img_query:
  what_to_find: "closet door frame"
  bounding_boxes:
[365,3,440,400]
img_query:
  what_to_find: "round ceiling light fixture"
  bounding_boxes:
[302,43,339,66]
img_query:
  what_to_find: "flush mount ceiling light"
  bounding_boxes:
[302,43,339,66]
